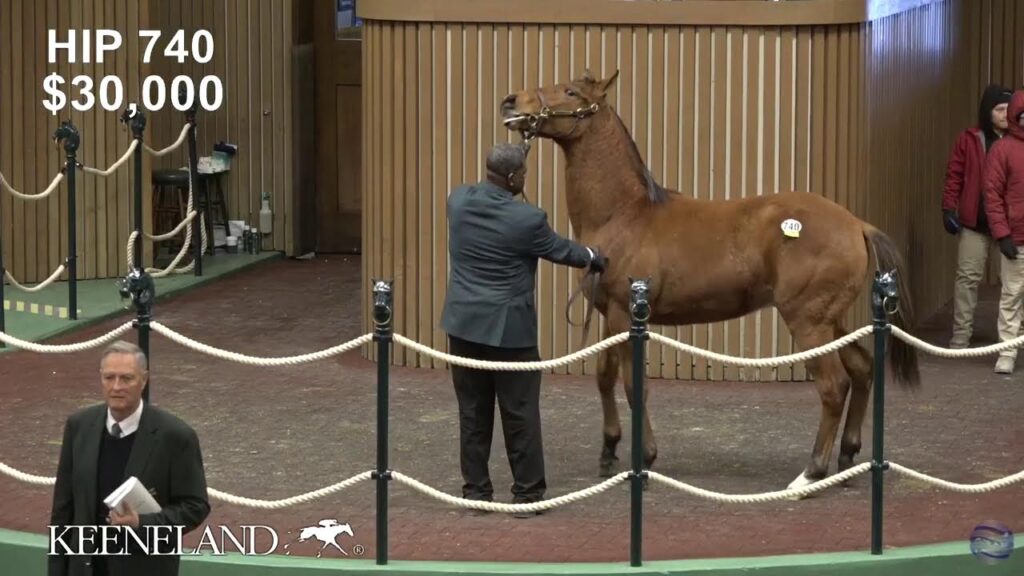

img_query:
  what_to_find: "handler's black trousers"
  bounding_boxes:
[449,335,545,502]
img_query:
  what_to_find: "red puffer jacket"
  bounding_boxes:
[984,90,1024,246]
[942,128,988,229]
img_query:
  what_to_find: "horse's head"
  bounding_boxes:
[501,69,619,142]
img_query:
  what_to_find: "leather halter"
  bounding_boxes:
[518,88,600,146]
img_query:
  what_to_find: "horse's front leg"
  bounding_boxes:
[597,338,621,477]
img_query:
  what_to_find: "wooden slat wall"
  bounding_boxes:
[363,22,870,380]
[0,0,151,284]
[864,0,1018,327]
[146,0,294,255]
[0,0,295,286]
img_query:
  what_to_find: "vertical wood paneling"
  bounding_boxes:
[0,0,150,283]
[663,26,682,381]
[147,0,294,256]
[361,0,1019,379]
[430,24,447,367]
[0,0,11,283]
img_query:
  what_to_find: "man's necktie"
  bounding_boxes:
[111,422,122,438]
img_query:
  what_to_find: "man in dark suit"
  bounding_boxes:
[49,340,210,576]
[441,142,607,516]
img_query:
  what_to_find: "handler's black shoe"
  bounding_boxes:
[512,498,543,518]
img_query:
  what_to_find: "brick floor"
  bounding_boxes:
[0,255,1020,563]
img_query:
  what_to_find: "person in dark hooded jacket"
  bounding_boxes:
[983,89,1024,374]
[941,84,1012,349]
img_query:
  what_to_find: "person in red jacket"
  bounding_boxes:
[984,88,1024,374]
[942,84,1012,349]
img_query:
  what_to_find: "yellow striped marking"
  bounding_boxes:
[2,299,80,318]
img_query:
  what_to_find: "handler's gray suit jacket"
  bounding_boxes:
[441,180,593,348]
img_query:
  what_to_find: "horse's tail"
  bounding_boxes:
[862,224,921,389]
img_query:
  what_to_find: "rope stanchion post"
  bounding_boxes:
[56,121,80,320]
[628,278,651,567]
[123,105,146,270]
[118,268,156,402]
[870,270,897,555]
[372,279,394,565]
[183,88,202,277]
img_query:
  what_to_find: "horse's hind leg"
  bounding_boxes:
[608,306,657,472]
[838,339,873,474]
[597,328,622,477]
[786,323,852,491]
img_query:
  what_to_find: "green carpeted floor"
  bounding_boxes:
[1,252,280,350]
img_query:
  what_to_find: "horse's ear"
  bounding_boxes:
[582,69,597,83]
[598,70,620,95]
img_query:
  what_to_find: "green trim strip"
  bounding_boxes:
[3,528,1019,576]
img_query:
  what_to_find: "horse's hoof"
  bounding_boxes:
[598,460,617,478]
[837,455,856,485]
[785,472,818,501]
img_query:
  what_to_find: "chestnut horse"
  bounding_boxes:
[500,70,920,490]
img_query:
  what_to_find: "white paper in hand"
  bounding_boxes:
[104,476,162,515]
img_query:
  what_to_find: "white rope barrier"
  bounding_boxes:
[391,471,630,513]
[888,463,1024,493]
[150,322,373,366]
[891,327,1024,358]
[80,139,138,177]
[0,172,64,201]
[146,210,197,242]
[0,462,55,486]
[3,460,1021,510]
[4,263,66,293]
[125,150,208,278]
[206,471,374,509]
[647,465,872,503]
[0,322,133,353]
[143,124,190,157]
[393,332,630,371]
[649,326,876,367]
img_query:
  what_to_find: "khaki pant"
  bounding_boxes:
[997,246,1024,360]
[951,228,992,345]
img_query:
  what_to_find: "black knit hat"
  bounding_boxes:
[979,84,1013,134]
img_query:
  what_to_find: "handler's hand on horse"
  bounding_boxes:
[588,249,608,273]
[942,209,960,235]
[999,237,1018,260]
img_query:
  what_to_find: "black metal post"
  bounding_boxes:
[372,280,394,565]
[628,278,650,567]
[55,121,80,321]
[870,270,897,555]
[122,105,146,270]
[183,86,202,276]
[118,268,155,402]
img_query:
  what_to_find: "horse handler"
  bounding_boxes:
[984,89,1024,375]
[441,142,606,517]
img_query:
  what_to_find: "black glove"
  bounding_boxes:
[999,236,1018,260]
[587,249,608,273]
[942,209,961,235]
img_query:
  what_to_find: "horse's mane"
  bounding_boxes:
[612,110,672,205]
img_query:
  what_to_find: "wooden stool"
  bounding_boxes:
[151,169,189,255]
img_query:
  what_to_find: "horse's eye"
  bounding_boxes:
[566,88,577,97]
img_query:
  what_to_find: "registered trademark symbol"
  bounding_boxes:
[352,544,365,556]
